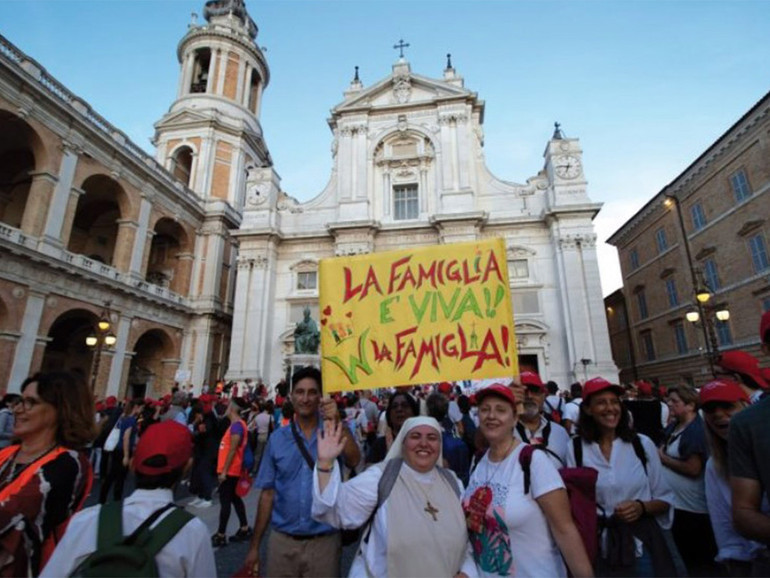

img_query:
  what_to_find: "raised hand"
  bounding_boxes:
[317,419,346,466]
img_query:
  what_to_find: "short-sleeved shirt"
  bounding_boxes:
[115,416,138,456]
[661,417,708,513]
[463,444,566,577]
[254,423,336,536]
[514,416,570,467]
[729,397,770,505]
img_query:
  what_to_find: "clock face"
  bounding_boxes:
[554,155,582,180]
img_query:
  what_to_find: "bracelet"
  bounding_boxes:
[317,463,334,473]
[635,499,647,516]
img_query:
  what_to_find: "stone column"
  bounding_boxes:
[180,51,195,97]
[174,252,195,297]
[106,314,131,397]
[39,143,79,253]
[206,48,218,94]
[7,290,46,392]
[140,230,156,278]
[20,172,58,238]
[60,186,85,249]
[113,219,138,272]
[128,193,153,279]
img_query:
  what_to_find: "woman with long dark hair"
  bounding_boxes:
[568,377,675,577]
[365,390,418,465]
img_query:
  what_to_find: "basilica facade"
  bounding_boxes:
[0,0,617,396]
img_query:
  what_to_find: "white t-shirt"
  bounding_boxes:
[705,458,766,563]
[377,410,388,437]
[448,399,463,424]
[40,488,216,578]
[544,395,563,416]
[561,399,582,434]
[662,431,708,513]
[514,416,570,467]
[660,401,670,428]
[464,444,566,577]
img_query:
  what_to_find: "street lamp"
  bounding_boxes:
[87,303,117,391]
[663,193,727,376]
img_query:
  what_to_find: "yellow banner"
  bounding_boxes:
[319,238,518,392]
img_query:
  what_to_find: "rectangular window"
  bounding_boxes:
[690,203,707,231]
[731,169,752,202]
[641,331,656,361]
[703,259,720,291]
[665,279,679,307]
[762,297,770,312]
[509,259,529,279]
[716,320,733,347]
[297,271,317,290]
[637,290,648,320]
[393,184,419,220]
[749,234,770,273]
[630,249,640,271]
[673,322,688,355]
[656,228,668,253]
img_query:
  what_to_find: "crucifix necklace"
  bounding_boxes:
[412,473,440,522]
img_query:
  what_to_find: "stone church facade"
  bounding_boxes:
[0,0,617,395]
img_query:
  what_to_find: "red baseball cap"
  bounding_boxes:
[699,379,749,405]
[133,421,192,476]
[520,371,545,390]
[105,396,117,408]
[760,310,770,345]
[438,382,453,394]
[716,351,769,389]
[475,383,516,408]
[583,377,624,400]
[635,381,654,396]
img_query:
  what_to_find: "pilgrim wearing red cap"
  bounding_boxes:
[516,371,570,467]
[716,350,769,404]
[699,380,761,571]
[42,421,216,577]
[568,376,678,576]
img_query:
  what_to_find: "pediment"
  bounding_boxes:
[334,72,473,113]
[155,109,210,128]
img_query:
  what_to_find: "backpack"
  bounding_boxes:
[519,439,599,563]
[70,502,194,577]
[544,398,564,424]
[362,458,460,544]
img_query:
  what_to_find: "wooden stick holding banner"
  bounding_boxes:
[319,238,519,393]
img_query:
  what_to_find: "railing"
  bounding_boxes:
[0,220,187,306]
[0,34,201,207]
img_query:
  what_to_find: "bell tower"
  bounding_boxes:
[154,0,272,208]
[153,0,273,390]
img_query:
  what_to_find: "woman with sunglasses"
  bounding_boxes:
[0,372,95,577]
[701,379,765,577]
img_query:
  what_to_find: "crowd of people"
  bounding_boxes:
[0,311,767,576]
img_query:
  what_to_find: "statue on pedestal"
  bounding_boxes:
[294,306,320,354]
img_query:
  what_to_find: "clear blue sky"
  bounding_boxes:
[2,0,769,296]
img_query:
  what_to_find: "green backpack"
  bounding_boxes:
[70,501,194,577]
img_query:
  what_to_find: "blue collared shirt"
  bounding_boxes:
[254,421,335,536]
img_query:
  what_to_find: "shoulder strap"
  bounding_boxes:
[363,458,402,544]
[519,444,535,494]
[290,420,315,470]
[515,422,529,443]
[573,436,583,468]
[436,466,462,498]
[96,501,125,549]
[631,435,648,475]
[133,507,195,557]
[541,419,552,445]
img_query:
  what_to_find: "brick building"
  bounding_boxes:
[607,90,770,387]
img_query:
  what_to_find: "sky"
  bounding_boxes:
[1,0,769,296]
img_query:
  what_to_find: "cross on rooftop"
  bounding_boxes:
[393,39,410,58]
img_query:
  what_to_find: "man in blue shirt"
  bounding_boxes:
[244,367,360,577]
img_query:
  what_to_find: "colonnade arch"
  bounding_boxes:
[40,309,99,384]
[128,328,175,398]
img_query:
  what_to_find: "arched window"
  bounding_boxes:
[171,146,194,187]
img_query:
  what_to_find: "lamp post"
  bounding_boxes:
[86,303,117,391]
[663,194,727,376]
[579,358,592,382]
